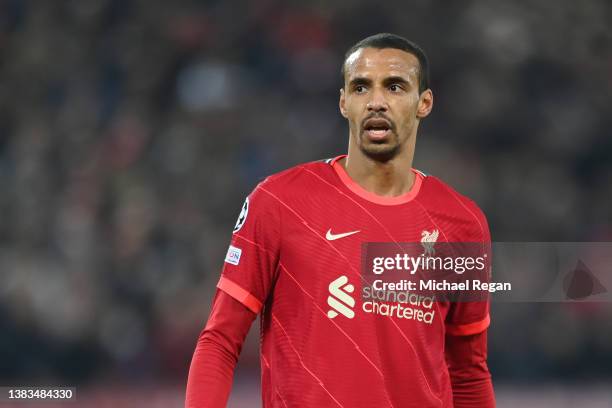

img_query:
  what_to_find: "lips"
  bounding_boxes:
[363,117,392,141]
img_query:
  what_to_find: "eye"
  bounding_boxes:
[355,85,366,93]
[389,84,402,92]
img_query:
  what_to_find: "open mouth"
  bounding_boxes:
[363,118,392,141]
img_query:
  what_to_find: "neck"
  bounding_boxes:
[342,137,416,197]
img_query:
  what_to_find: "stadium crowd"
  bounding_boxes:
[0,0,610,388]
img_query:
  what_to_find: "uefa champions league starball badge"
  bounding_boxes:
[233,197,249,233]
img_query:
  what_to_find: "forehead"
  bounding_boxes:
[344,47,419,82]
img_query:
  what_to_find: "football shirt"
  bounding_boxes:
[218,155,491,407]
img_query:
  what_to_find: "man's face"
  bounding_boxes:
[339,47,433,162]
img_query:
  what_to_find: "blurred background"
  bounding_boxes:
[0,0,611,406]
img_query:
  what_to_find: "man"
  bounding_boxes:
[186,33,495,407]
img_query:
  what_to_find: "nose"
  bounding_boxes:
[366,87,388,112]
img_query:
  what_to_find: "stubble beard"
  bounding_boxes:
[358,130,401,163]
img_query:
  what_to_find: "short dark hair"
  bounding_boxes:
[341,33,430,94]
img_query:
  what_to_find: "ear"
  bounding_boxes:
[416,89,433,119]
[339,88,348,118]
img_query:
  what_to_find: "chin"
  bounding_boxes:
[360,143,400,163]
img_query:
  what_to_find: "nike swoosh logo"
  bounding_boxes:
[326,229,360,241]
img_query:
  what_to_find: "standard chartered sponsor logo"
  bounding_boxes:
[326,276,436,324]
[362,286,435,324]
[327,276,355,319]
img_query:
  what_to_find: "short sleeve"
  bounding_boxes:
[217,181,281,314]
[445,203,492,336]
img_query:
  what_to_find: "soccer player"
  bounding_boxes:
[186,33,495,407]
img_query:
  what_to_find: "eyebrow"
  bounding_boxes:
[348,76,412,88]
[383,76,411,87]
[348,77,372,88]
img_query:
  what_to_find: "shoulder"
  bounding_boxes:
[418,172,490,239]
[242,159,335,214]
[254,158,335,196]
[419,173,486,218]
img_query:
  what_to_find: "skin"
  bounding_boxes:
[339,47,433,197]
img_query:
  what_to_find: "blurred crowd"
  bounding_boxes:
[0,0,611,387]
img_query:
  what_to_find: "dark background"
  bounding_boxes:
[0,0,610,406]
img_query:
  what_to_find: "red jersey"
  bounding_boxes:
[217,155,491,408]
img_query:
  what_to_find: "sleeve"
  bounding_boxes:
[217,181,281,314]
[185,289,257,408]
[445,330,495,407]
[445,204,492,336]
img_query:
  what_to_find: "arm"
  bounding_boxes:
[186,185,280,407]
[185,289,257,408]
[445,330,495,408]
